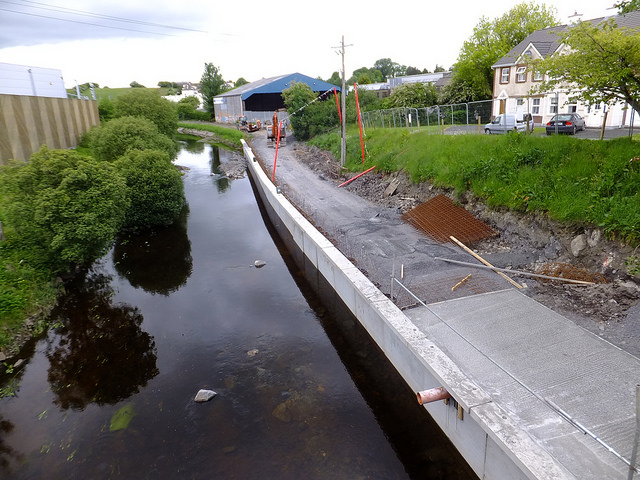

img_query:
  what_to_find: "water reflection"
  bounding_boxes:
[46,267,158,410]
[0,416,21,470]
[113,205,192,295]
[210,144,230,192]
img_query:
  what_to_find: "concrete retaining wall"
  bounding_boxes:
[0,94,99,165]
[242,140,576,480]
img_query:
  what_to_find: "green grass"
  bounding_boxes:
[310,128,640,244]
[178,122,246,149]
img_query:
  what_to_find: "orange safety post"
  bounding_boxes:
[272,120,283,182]
[334,87,342,124]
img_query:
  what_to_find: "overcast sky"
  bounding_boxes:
[0,0,617,89]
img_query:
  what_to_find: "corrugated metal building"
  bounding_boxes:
[214,73,340,124]
[0,62,67,98]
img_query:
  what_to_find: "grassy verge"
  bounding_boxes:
[310,128,640,244]
[178,122,246,149]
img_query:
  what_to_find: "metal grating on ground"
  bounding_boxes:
[538,262,607,284]
[394,272,504,310]
[401,194,497,245]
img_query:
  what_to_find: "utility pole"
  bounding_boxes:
[333,36,351,167]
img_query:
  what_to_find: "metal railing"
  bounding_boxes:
[361,100,493,134]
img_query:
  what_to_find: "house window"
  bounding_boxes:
[516,67,526,83]
[550,96,558,114]
[568,104,577,113]
[533,71,543,82]
[500,67,510,84]
[516,98,524,107]
[532,98,540,114]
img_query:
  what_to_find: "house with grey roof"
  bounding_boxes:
[490,10,640,129]
[213,73,340,124]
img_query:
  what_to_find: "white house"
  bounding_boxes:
[490,10,640,128]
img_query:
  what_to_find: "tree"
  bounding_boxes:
[405,66,422,76]
[282,81,320,140]
[89,116,178,162]
[535,17,640,115]
[450,2,558,101]
[113,88,178,137]
[130,81,145,88]
[200,63,225,115]
[115,149,185,231]
[386,82,438,108]
[373,58,405,79]
[0,148,128,273]
[235,77,249,87]
[348,67,383,85]
[326,71,342,86]
[615,0,640,13]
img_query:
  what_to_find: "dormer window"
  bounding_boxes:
[516,66,527,83]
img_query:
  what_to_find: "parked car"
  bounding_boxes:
[484,114,530,134]
[545,113,585,135]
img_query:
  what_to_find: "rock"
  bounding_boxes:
[383,178,400,198]
[194,389,217,403]
[247,349,259,357]
[587,230,602,248]
[272,401,291,422]
[254,260,266,268]
[0,352,6,362]
[570,234,587,257]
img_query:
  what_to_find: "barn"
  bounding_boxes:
[214,73,340,124]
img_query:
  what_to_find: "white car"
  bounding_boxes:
[484,114,532,134]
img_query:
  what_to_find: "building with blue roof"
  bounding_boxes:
[213,72,340,124]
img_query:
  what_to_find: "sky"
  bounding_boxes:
[0,0,619,89]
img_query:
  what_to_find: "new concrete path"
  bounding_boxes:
[246,132,640,479]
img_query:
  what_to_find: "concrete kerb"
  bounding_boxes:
[241,140,576,480]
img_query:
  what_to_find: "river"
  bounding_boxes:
[0,141,476,479]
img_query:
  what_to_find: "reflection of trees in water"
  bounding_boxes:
[46,268,158,410]
[113,205,192,295]
[0,416,22,472]
[181,139,206,154]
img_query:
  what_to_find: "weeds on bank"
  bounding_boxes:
[178,122,246,148]
[310,128,640,245]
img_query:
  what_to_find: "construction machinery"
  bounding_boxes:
[267,111,286,147]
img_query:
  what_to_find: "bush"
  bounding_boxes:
[115,149,185,231]
[0,147,129,273]
[113,88,178,137]
[90,116,178,162]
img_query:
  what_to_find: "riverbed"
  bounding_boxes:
[0,141,475,479]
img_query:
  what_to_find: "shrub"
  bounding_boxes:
[115,149,185,231]
[1,147,129,273]
[113,88,178,136]
[90,116,178,161]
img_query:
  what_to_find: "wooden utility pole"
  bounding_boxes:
[334,36,351,166]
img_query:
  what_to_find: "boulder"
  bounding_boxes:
[194,389,217,403]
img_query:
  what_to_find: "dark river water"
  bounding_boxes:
[0,141,476,479]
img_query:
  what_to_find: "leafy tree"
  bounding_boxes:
[450,2,558,101]
[98,96,115,122]
[178,95,200,109]
[434,64,446,73]
[405,66,422,76]
[200,63,225,114]
[113,88,178,137]
[235,77,249,87]
[385,82,438,108]
[89,116,178,162]
[326,71,342,86]
[283,81,339,140]
[615,0,640,13]
[535,17,640,115]
[130,81,145,88]
[373,58,405,79]
[349,67,383,84]
[0,147,128,273]
[115,149,185,231]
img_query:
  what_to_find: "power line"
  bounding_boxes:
[0,6,177,36]
[0,0,209,35]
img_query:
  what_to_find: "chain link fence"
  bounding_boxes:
[361,100,493,134]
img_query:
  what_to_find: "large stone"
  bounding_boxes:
[194,389,217,403]
[570,234,587,257]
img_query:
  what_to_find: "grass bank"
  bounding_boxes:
[178,122,245,149]
[310,128,640,244]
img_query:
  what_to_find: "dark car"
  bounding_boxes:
[545,113,586,135]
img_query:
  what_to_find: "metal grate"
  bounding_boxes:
[394,272,503,310]
[537,262,607,284]
[401,194,497,245]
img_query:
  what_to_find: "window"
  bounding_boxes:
[533,71,543,82]
[532,98,540,114]
[550,96,558,114]
[500,67,510,84]
[516,66,526,83]
[516,98,524,107]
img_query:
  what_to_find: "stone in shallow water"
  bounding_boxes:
[254,260,267,268]
[194,389,217,403]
